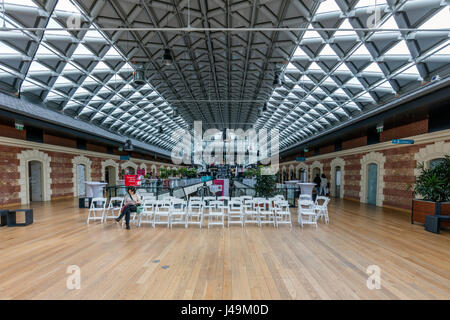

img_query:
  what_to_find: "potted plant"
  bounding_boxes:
[159,167,169,179]
[411,155,450,225]
[254,166,277,198]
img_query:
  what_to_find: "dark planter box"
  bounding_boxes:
[411,199,450,227]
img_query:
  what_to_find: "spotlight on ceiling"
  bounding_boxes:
[162,48,173,66]
[124,139,133,152]
[158,126,163,134]
[273,74,282,88]
[172,107,179,118]
[133,63,146,85]
[263,103,268,112]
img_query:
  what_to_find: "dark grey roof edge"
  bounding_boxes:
[0,92,172,157]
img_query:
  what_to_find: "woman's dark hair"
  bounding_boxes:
[321,173,326,178]
[127,186,136,193]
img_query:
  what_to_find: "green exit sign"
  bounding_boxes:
[15,122,24,131]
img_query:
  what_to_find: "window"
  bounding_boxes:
[26,126,43,143]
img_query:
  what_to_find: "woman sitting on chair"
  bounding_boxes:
[116,187,141,230]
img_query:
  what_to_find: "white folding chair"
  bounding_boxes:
[299,194,312,202]
[243,199,260,227]
[203,196,216,219]
[153,200,171,228]
[240,195,252,203]
[87,198,107,224]
[228,199,244,227]
[103,197,123,222]
[189,196,202,202]
[188,200,204,228]
[258,199,275,227]
[138,199,156,227]
[315,196,330,223]
[274,195,285,201]
[217,196,230,214]
[273,200,292,228]
[208,200,225,228]
[170,199,188,228]
[298,200,317,228]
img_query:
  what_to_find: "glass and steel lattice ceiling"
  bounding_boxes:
[255,0,449,150]
[0,0,448,153]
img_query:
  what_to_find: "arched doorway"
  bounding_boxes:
[312,167,321,180]
[105,166,117,186]
[29,161,43,202]
[124,167,135,175]
[77,164,86,196]
[18,149,52,205]
[367,163,378,205]
[335,166,342,198]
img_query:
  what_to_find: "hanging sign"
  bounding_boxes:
[392,139,414,145]
[124,175,138,186]
[296,157,306,162]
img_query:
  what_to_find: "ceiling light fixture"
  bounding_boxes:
[273,74,282,88]
[162,48,173,66]
[133,63,146,85]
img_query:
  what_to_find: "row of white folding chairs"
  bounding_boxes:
[87,195,157,225]
[298,195,330,228]
[186,196,291,228]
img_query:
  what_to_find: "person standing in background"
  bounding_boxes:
[320,173,328,196]
[313,174,321,196]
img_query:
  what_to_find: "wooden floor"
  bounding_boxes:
[0,198,449,300]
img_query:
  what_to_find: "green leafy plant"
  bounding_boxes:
[412,155,450,202]
[159,167,168,179]
[254,166,277,198]
[186,168,197,178]
[178,167,188,177]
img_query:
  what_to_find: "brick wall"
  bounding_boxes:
[48,151,74,199]
[0,141,176,207]
[380,119,429,142]
[44,133,77,149]
[342,136,367,150]
[0,145,22,206]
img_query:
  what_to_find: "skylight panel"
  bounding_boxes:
[355,0,387,9]
[378,16,399,33]
[334,19,357,37]
[93,61,112,72]
[308,61,322,71]
[316,0,341,14]
[104,46,123,57]
[303,24,322,39]
[28,61,50,72]
[400,64,420,77]
[384,40,411,56]
[286,62,299,71]
[363,62,383,73]
[21,79,44,90]
[73,44,93,56]
[53,76,73,86]
[45,18,72,37]
[418,6,449,30]
[0,42,21,55]
[5,0,37,7]
[84,29,105,40]
[35,44,55,56]
[74,87,91,96]
[335,63,351,72]
[54,0,81,13]
[319,44,338,56]
[352,44,371,56]
[293,46,308,57]
[433,44,450,55]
